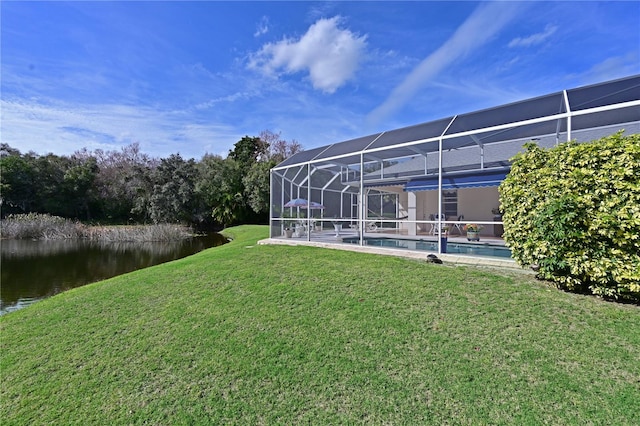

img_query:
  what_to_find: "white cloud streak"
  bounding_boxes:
[0,98,238,159]
[254,16,270,37]
[573,52,640,84]
[508,24,557,48]
[367,2,521,126]
[248,16,367,93]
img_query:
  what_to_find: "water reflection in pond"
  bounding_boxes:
[0,234,227,315]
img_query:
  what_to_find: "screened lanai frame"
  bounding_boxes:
[269,75,640,254]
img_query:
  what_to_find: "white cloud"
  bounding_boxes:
[573,52,640,84]
[194,91,255,110]
[432,78,529,105]
[248,16,367,93]
[254,16,270,37]
[367,2,521,125]
[0,98,238,159]
[508,24,557,48]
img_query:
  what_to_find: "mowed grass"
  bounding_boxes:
[1,225,638,425]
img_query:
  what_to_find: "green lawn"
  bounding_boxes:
[1,225,638,425]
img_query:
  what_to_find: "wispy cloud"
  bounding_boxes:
[367,2,521,126]
[508,24,557,48]
[572,52,640,84]
[254,16,270,37]
[430,78,531,107]
[248,16,367,93]
[1,98,239,159]
[194,91,256,111]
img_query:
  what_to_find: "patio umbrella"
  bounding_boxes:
[284,198,325,209]
[284,198,310,208]
[284,198,324,220]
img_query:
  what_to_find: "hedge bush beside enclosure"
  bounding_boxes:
[499,132,640,301]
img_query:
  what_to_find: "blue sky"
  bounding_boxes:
[2,1,639,160]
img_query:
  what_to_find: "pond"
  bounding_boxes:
[0,234,227,315]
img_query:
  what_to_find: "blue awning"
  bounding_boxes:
[404,169,508,192]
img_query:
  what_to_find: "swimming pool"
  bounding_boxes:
[342,237,513,259]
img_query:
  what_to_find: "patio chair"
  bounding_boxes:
[452,214,464,235]
[294,222,307,237]
[428,214,436,235]
[429,214,445,235]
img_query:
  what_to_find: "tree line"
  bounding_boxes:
[0,130,301,229]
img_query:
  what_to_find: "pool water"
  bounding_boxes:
[342,237,512,259]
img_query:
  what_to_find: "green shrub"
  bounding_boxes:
[499,131,640,301]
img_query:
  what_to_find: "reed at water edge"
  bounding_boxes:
[0,213,193,242]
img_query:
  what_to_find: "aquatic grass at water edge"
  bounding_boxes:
[0,213,193,241]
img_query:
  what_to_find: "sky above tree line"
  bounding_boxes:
[2,1,639,160]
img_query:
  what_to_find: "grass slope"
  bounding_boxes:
[1,225,639,425]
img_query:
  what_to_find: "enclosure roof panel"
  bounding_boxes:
[276,145,331,167]
[274,74,640,170]
[312,134,382,160]
[444,92,565,136]
[566,74,640,111]
[368,117,455,149]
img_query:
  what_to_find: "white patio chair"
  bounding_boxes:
[452,214,465,235]
[294,222,307,237]
[428,214,437,235]
[430,214,445,235]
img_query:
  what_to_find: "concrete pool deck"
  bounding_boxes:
[259,231,529,271]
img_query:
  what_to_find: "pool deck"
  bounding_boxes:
[259,229,527,271]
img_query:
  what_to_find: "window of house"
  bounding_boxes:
[443,191,458,218]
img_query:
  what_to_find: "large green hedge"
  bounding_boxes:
[499,132,640,301]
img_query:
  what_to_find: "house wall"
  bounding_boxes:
[458,187,501,236]
[408,187,501,235]
[383,186,502,236]
[397,191,410,232]
[419,191,440,220]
